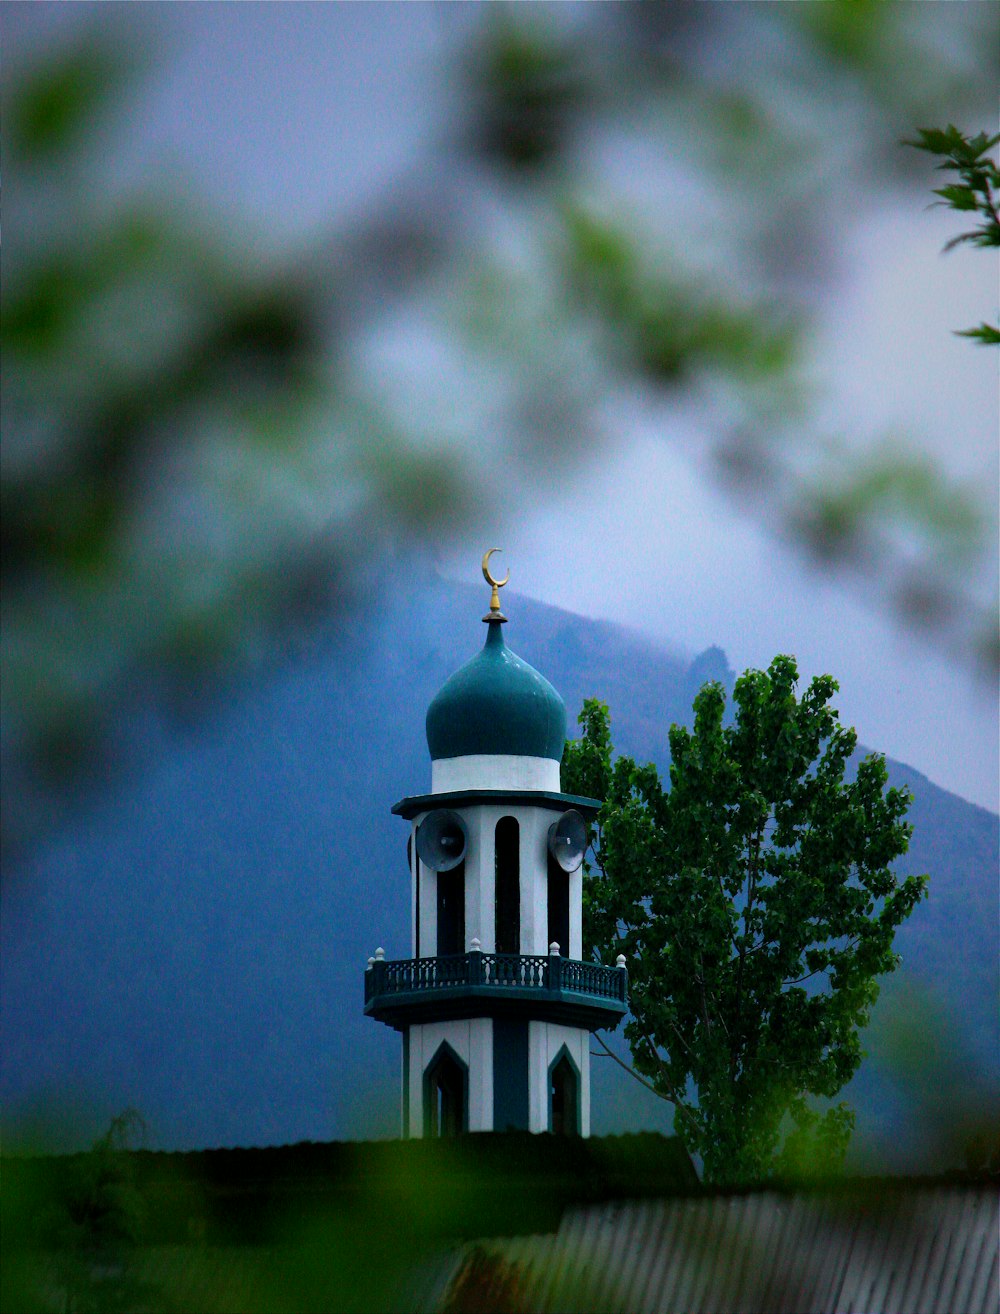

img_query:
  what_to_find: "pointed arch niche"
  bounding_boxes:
[548,1044,581,1136]
[423,1040,469,1137]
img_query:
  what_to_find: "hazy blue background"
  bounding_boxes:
[3,575,995,1161]
[2,3,997,1155]
[7,2,994,807]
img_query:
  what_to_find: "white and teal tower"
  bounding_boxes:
[365,551,627,1137]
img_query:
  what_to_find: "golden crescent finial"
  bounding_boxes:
[482,548,510,590]
[481,548,509,622]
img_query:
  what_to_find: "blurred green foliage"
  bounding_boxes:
[4,34,129,164]
[1,1110,150,1313]
[1,1132,697,1313]
[466,11,590,172]
[3,1125,994,1312]
[866,982,1000,1175]
[563,658,927,1185]
[2,6,997,860]
[560,206,800,386]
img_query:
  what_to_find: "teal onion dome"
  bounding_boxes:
[426,621,566,761]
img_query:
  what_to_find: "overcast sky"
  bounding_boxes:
[8,2,998,811]
[508,204,997,807]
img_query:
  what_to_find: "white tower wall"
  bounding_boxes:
[431,754,561,794]
[528,1021,591,1135]
[407,1018,494,1136]
[410,803,582,958]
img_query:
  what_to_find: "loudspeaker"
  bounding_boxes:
[416,810,468,871]
[547,809,587,873]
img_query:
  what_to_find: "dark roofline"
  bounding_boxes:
[391,789,601,819]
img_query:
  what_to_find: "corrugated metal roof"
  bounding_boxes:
[422,1185,998,1314]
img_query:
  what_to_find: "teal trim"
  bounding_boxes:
[548,1043,581,1136]
[423,1040,469,1137]
[402,1029,410,1138]
[493,1018,529,1131]
[365,951,628,1033]
[426,621,566,761]
[392,789,601,820]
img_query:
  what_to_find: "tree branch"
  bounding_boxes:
[634,1019,706,1126]
[696,958,713,1035]
[731,817,764,1085]
[592,1031,666,1097]
[715,869,741,955]
[782,936,860,986]
[592,1031,701,1137]
[669,1018,696,1062]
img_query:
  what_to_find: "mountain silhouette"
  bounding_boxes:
[2,572,995,1167]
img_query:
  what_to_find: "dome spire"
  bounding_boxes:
[426,553,566,764]
[481,547,509,623]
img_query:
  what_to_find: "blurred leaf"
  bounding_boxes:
[4,35,129,163]
[466,12,588,171]
[796,0,889,71]
[956,322,1000,344]
[559,204,800,390]
[933,183,978,210]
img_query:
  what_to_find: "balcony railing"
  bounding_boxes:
[364,949,627,1012]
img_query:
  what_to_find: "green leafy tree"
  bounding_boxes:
[905,124,1000,343]
[563,657,927,1185]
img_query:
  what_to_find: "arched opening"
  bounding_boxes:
[547,850,570,957]
[549,1048,580,1136]
[437,859,465,956]
[495,817,520,955]
[424,1042,468,1137]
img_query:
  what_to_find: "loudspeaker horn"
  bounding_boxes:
[547,809,588,873]
[416,810,468,871]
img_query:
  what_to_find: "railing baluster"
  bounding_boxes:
[368,953,626,1006]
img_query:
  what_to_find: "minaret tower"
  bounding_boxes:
[365,552,627,1137]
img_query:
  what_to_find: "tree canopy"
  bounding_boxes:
[563,656,927,1185]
